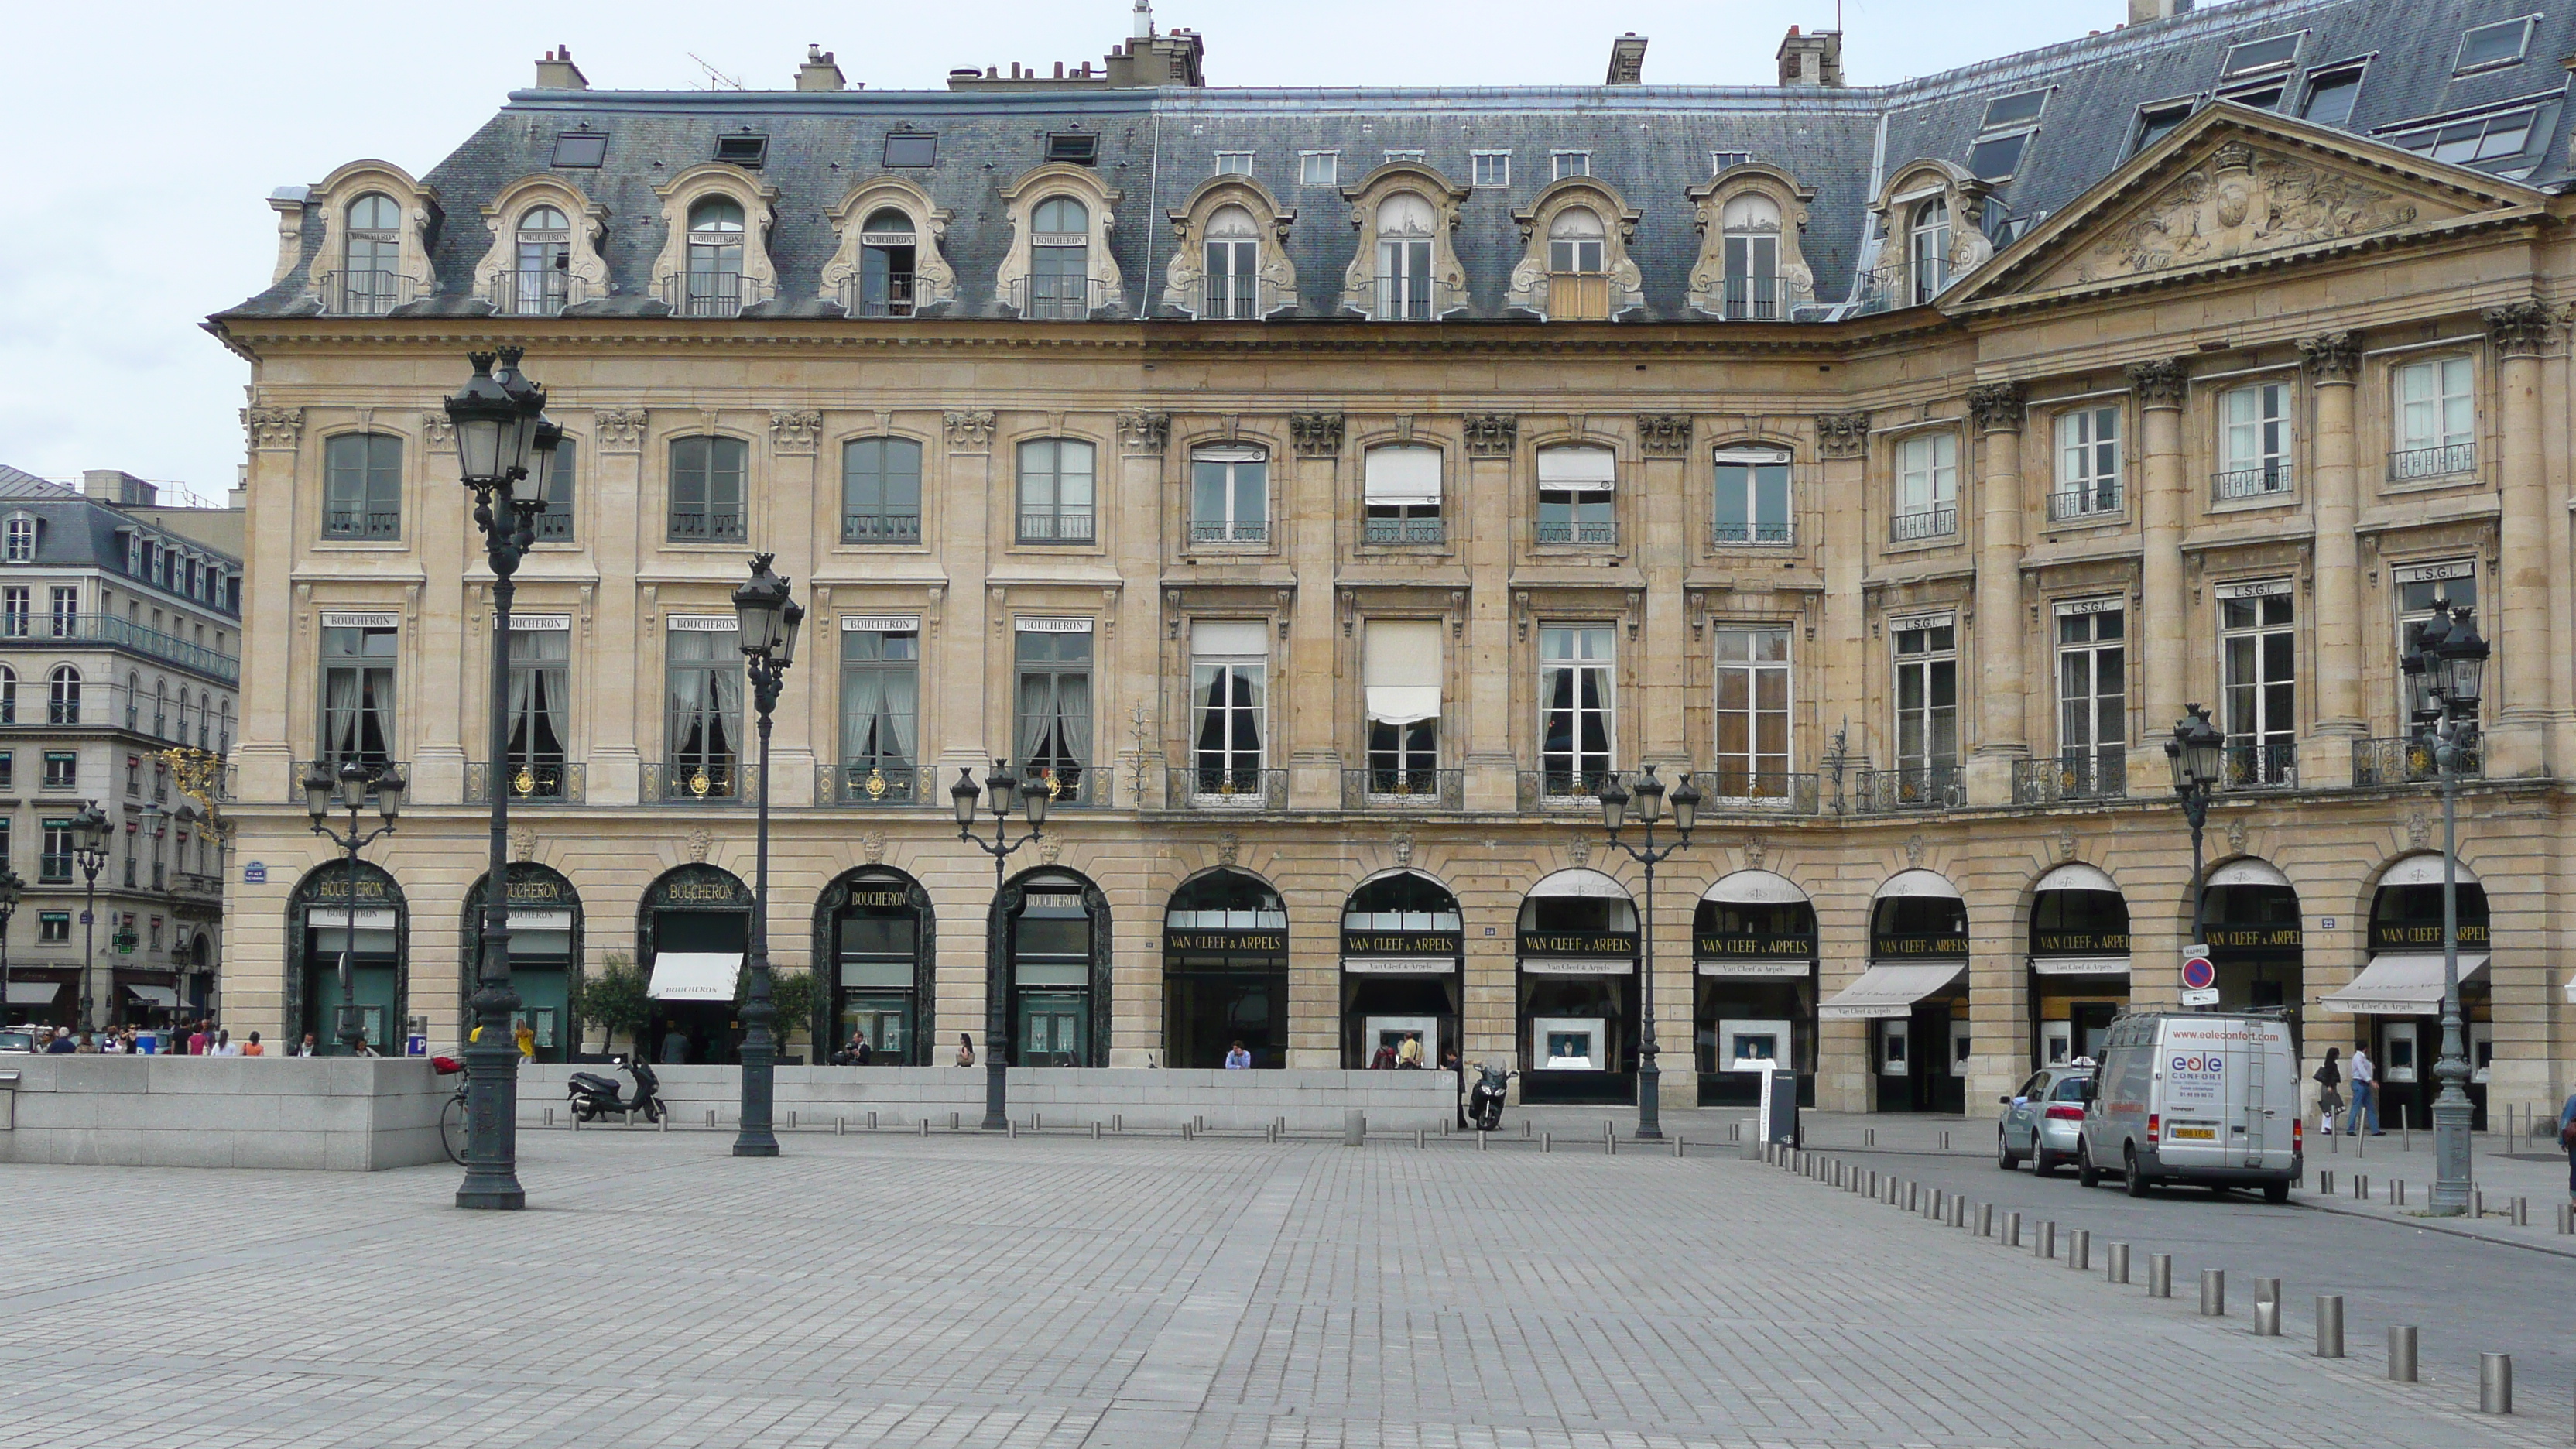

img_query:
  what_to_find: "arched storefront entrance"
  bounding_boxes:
[461,863,583,1063]
[1339,870,1462,1069]
[288,859,408,1055]
[1694,869,1817,1107]
[1163,869,1287,1069]
[1823,869,1968,1113]
[814,868,934,1064]
[2027,862,2129,1070]
[2201,858,2302,1044]
[993,868,1109,1067]
[638,864,751,1066]
[1517,869,1640,1105]
[2322,854,2489,1130]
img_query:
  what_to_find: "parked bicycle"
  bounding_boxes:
[433,1055,469,1165]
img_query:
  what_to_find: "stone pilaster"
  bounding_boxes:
[2484,301,2554,777]
[2298,333,2363,789]
[1632,416,1691,771]
[1814,412,1870,770]
[1965,382,2027,808]
[764,409,823,807]
[1461,415,1516,810]
[1287,413,1345,811]
[586,409,647,805]
[2126,358,2189,792]
[937,410,995,787]
[236,405,304,806]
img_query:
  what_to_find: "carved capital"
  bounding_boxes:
[595,409,648,450]
[1115,410,1170,454]
[242,407,303,450]
[2296,331,2361,384]
[1814,411,1870,460]
[1636,414,1694,457]
[943,409,996,450]
[2484,300,2552,359]
[419,411,456,449]
[1461,413,1518,457]
[1965,382,2027,433]
[2125,358,2189,409]
[768,409,823,453]
[1290,413,1345,457]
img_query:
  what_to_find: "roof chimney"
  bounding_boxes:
[1776,27,1844,87]
[535,46,587,91]
[2129,0,2194,21]
[1605,33,1648,86]
[796,45,846,91]
[1133,0,1154,39]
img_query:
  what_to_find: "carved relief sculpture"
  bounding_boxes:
[595,409,648,450]
[944,410,996,450]
[1814,411,1870,460]
[244,407,305,450]
[1965,382,2026,433]
[2483,300,2553,358]
[2296,331,2361,382]
[1290,413,1345,457]
[769,409,823,452]
[1636,414,1694,457]
[1115,410,1171,454]
[2077,139,2422,283]
[2126,358,2189,409]
[1462,414,1519,457]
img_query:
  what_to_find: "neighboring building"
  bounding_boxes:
[0,467,240,1035]
[206,0,2574,1121]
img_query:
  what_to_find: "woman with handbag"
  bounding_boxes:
[2312,1048,2344,1136]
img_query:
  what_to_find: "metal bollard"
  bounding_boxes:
[919,1118,930,1136]
[1543,1132,1553,1153]
[1477,1129,1488,1152]
[789,1111,797,1130]
[2355,1173,2368,1201]
[1978,1202,1995,1238]
[868,1111,879,1129]
[1008,1119,1019,1139]
[2004,1211,2023,1248]
[1868,1169,1881,1197]
[545,1107,555,1128]
[2478,1352,2511,1414]
[1416,1129,1425,1149]
[2388,1325,2417,1382]
[951,1112,961,1132]
[1947,1196,1965,1228]
[2393,1179,2406,1206]
[2315,1296,2344,1358]
[2253,1279,2280,1336]
[2107,1242,2130,1284]
[1094,1121,1103,1140]
[2200,1269,2225,1317]
[2512,1196,2527,1227]
[837,1116,846,1136]
[1523,1119,1531,1138]
[2036,1221,2056,1259]
[2557,1202,2574,1235]
[706,1109,717,1129]
[1941,1130,1951,1152]
[2319,1169,2334,1195]
[658,1112,668,1133]
[1932,1189,1947,1218]
[2472,1187,2484,1219]
[1866,1126,1875,1147]
[1906,1182,1920,1212]
[2067,1229,2090,1271]
[2149,1254,2173,1298]
[1115,1114,1124,1132]
[1673,1136,1685,1159]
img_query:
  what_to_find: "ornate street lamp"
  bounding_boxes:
[445,346,556,1211]
[70,803,112,1033]
[0,866,21,1027]
[2164,704,2225,956]
[300,760,404,1055]
[1591,764,1699,1141]
[730,553,803,1158]
[2410,602,2486,1217]
[954,758,1049,1129]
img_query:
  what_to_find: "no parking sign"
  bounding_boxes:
[2180,946,2218,1006]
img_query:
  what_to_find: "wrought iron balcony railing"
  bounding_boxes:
[2047,485,2122,522]
[171,871,224,898]
[1719,284,1782,321]
[33,615,240,683]
[1022,764,1109,810]
[1535,520,1619,546]
[644,761,759,803]
[1362,516,1447,546]
[667,509,747,544]
[1891,506,1959,542]
[836,273,918,318]
[843,512,923,545]
[290,759,407,803]
[1516,768,1617,812]
[318,270,423,316]
[1189,519,1269,545]
[1005,275,1115,320]
[1851,260,1951,316]
[2218,741,2298,791]
[1848,764,1965,814]
[816,763,937,807]
[323,509,402,542]
[1187,277,1289,320]
[2213,463,2293,501]
[1166,765,1287,811]
[465,762,586,803]
[658,271,772,318]
[2351,735,2482,788]
[1370,277,1464,322]
[1694,769,1823,814]
[1017,508,1096,544]
[2013,752,2128,805]
[2388,442,2476,482]
[1342,768,1464,811]
[1711,520,1793,546]
[486,270,582,317]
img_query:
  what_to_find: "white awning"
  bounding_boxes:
[1527,868,1629,900]
[1537,447,1616,491]
[121,984,180,1006]
[1702,869,1808,906]
[1519,958,1636,976]
[1364,618,1444,724]
[2317,953,2489,1016]
[2379,854,2482,889]
[1819,962,1966,1019]
[308,908,398,930]
[1363,446,1443,503]
[1190,620,1268,656]
[2030,955,2132,978]
[5,981,59,1005]
[1341,957,1457,975]
[2207,858,2293,889]
[1873,869,1962,902]
[2033,862,2118,895]
[647,952,742,1002]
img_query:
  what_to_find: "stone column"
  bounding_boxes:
[2297,333,2363,788]
[1461,414,1517,810]
[1965,383,2029,807]
[1635,415,1695,771]
[1286,413,1345,811]
[2485,302,2554,777]
[586,409,646,806]
[2127,359,2190,791]
[1814,413,1871,784]
[765,409,822,807]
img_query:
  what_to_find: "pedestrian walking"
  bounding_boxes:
[211,1030,237,1057]
[2557,1088,2576,1206]
[242,1031,264,1057]
[187,1023,210,1056]
[1224,1040,1252,1070]
[2345,1046,2381,1136]
[2313,1047,2344,1135]
[956,1033,975,1067]
[854,1036,872,1066]
[1396,1033,1424,1069]
[1369,1040,1398,1070]
[74,1032,98,1053]
[659,1026,690,1064]
[44,1028,74,1054]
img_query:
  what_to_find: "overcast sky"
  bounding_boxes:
[0,0,2164,496]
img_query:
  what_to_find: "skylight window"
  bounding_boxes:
[1471,151,1510,188]
[1046,132,1099,164]
[1214,151,1253,176]
[550,130,607,168]
[714,133,769,167]
[883,132,937,168]
[2219,82,2287,112]
[2130,101,2195,156]
[2223,34,2302,77]
[1552,151,1591,180]
[1711,150,1752,173]
[1383,149,1426,164]
[1968,132,2030,180]
[2455,16,2535,73]
[1980,90,2049,131]
[2299,67,2365,127]
[2386,104,2549,165]
[1300,151,1339,187]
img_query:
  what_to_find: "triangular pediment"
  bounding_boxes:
[1949,104,2546,310]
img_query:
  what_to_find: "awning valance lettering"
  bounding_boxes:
[2317,953,2489,1016]
[2033,862,2119,895]
[2378,855,2482,889]
[647,951,742,1002]
[2029,955,2132,978]
[121,984,180,1006]
[1819,962,1967,1019]
[1873,869,1962,902]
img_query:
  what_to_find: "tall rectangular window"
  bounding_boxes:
[1711,626,1791,797]
[1201,228,1259,319]
[1723,231,1778,320]
[38,910,67,942]
[2,587,25,638]
[1362,446,1444,544]
[1014,623,1093,790]
[2052,406,2121,519]
[505,621,570,795]
[1362,619,1442,793]
[2217,382,2293,497]
[1190,447,1268,544]
[664,621,742,795]
[2395,562,2478,723]
[1538,625,1614,795]
[1016,439,1097,543]
[2219,586,2296,786]
[322,433,402,540]
[1712,449,1792,544]
[1894,433,1958,540]
[842,437,923,543]
[2054,603,2125,794]
[40,751,75,790]
[536,438,577,541]
[2300,67,2363,126]
[1893,620,1960,787]
[40,820,72,885]
[2392,357,2475,479]
[319,625,396,765]
[1188,621,1268,796]
[46,586,76,638]
[839,621,920,800]
[669,436,748,542]
[1536,447,1615,545]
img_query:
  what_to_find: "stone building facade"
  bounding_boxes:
[207,0,2575,1113]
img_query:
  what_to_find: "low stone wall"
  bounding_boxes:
[516,1064,1461,1132]
[0,1057,450,1171]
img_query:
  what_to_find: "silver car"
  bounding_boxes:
[0,1028,36,1054]
[1997,1064,2095,1176]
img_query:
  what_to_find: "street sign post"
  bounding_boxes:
[2180,947,2217,1008]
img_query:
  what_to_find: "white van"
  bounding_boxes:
[2077,1010,2300,1202]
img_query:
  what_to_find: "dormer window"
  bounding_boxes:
[1046,132,1099,165]
[1909,197,1950,304]
[2222,33,2301,77]
[1375,193,1437,320]
[341,193,405,314]
[551,130,606,168]
[2300,66,2365,127]
[1720,193,1780,320]
[2455,16,2534,74]
[683,198,746,317]
[714,133,768,168]
[1547,209,1604,274]
[509,204,571,316]
[3,516,34,564]
[1027,196,1092,320]
[884,132,937,168]
[855,208,917,318]
[1201,205,1262,320]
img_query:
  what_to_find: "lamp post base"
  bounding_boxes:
[982,1058,1009,1131]
[1635,1061,1663,1139]
[2427,1091,2475,1216]
[455,1186,528,1210]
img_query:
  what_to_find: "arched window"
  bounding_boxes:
[1909,197,1950,304]
[48,665,80,725]
[3,514,34,563]
[1375,193,1437,320]
[219,700,232,754]
[176,689,190,738]
[153,678,167,736]
[857,207,916,317]
[512,204,570,315]
[1547,207,1605,274]
[668,436,748,543]
[125,672,139,728]
[683,197,746,317]
[1201,204,1262,319]
[1720,193,1782,320]
[342,193,405,313]
[1027,197,1091,319]
[841,437,923,543]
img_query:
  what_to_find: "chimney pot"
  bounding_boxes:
[795,45,847,91]
[533,46,588,91]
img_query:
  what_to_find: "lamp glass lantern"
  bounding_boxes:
[2166,705,2223,792]
[985,761,1020,818]
[1595,773,1631,833]
[775,600,805,669]
[302,764,336,824]
[1667,771,1702,833]
[950,766,983,827]
[525,420,565,508]
[74,807,111,856]
[2434,605,2487,713]
[443,353,520,488]
[372,769,406,821]
[1631,766,1666,824]
[1020,764,1052,827]
[731,559,793,656]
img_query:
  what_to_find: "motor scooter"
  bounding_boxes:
[1468,1063,1515,1132]
[567,1055,666,1123]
